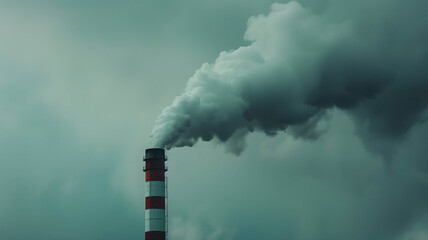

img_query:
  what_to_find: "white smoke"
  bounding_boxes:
[151,1,428,155]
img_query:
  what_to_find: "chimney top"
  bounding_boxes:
[145,148,165,160]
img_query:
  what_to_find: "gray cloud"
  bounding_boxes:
[152,0,428,156]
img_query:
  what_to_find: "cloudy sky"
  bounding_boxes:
[2,0,428,239]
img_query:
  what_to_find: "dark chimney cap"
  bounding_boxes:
[145,148,165,160]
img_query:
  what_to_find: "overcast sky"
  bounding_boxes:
[1,1,428,240]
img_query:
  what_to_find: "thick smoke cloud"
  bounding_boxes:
[152,0,428,154]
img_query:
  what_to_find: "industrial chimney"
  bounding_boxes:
[144,148,167,240]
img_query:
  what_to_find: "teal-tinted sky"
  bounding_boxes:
[1,1,428,239]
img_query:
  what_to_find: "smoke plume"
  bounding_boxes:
[151,0,428,155]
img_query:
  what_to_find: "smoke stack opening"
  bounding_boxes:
[145,148,166,160]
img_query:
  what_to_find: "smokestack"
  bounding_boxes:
[144,148,167,240]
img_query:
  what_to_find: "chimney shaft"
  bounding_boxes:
[144,148,167,240]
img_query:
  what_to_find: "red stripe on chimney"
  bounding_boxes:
[146,196,166,209]
[146,170,165,181]
[145,231,166,240]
